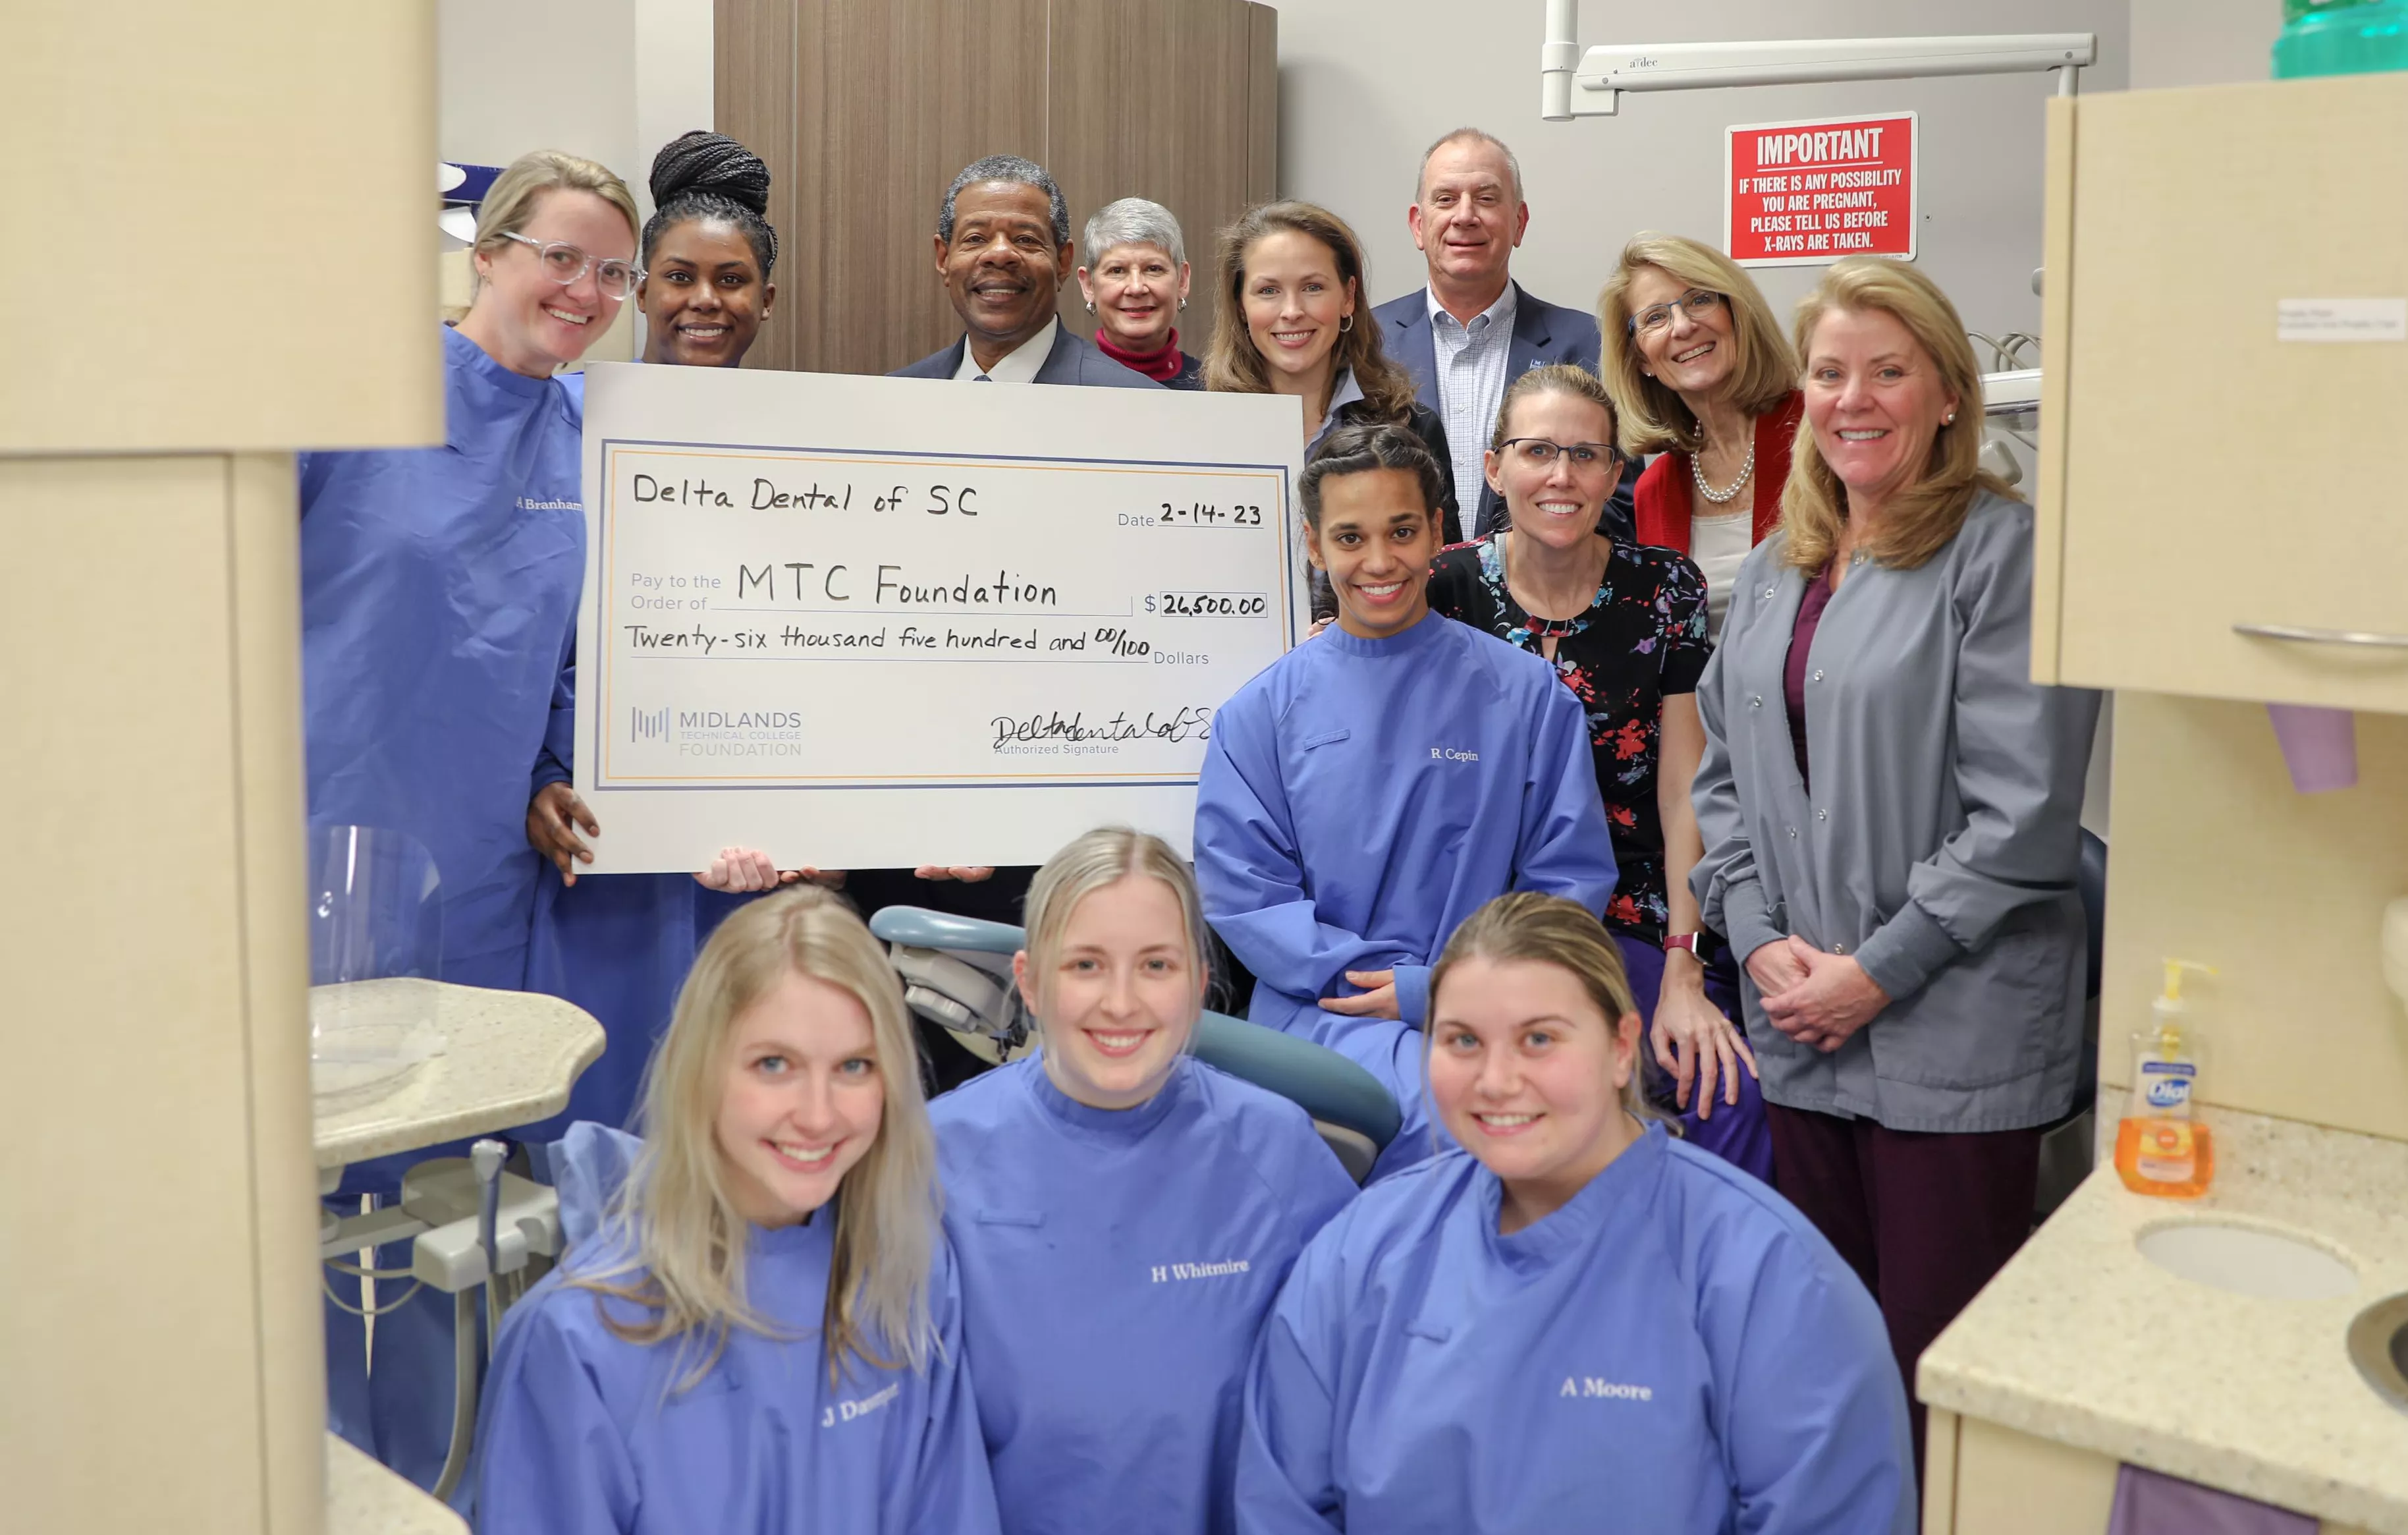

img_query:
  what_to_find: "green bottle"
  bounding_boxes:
[2274,0,2408,76]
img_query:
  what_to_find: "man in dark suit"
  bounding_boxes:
[875,155,1153,1088]
[1370,128,1633,541]
[892,154,1161,389]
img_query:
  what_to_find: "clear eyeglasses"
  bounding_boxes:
[1630,288,1724,335]
[498,232,643,299]
[1497,437,1622,468]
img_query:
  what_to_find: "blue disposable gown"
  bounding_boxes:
[302,325,588,1487]
[1236,1127,1917,1534]
[1194,614,1616,1178]
[930,1056,1355,1535]
[300,323,586,993]
[472,1214,1002,1535]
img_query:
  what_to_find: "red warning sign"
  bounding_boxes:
[1724,113,1917,267]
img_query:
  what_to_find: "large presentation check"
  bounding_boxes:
[573,362,1306,873]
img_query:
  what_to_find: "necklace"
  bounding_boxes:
[1691,430,1756,505]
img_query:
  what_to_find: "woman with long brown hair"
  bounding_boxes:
[1207,200,1463,543]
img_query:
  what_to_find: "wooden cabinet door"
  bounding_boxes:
[2033,74,2408,712]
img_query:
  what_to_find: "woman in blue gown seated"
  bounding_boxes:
[1193,422,1618,1181]
[929,828,1356,1535]
[1236,893,1916,1534]
[472,887,1000,1534]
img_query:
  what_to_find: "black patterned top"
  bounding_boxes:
[1428,536,1710,939]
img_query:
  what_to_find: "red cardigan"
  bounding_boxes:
[1630,391,1805,553]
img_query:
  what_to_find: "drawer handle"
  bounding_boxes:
[2232,623,2408,650]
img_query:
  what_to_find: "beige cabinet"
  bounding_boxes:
[2031,74,2408,712]
[1924,1410,2379,1535]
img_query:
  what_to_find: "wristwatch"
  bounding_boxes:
[1662,932,1703,957]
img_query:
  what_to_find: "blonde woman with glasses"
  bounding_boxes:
[306,148,643,1489]
[470,887,1000,1534]
[1597,234,1803,640]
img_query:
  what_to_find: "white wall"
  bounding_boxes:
[2129,0,2280,88]
[435,0,712,359]
[1271,0,2129,347]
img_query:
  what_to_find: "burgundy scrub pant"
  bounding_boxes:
[1764,1104,2040,1477]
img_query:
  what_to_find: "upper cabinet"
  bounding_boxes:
[2031,75,2408,713]
[0,1,441,456]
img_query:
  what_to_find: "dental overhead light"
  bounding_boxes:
[1538,3,2096,119]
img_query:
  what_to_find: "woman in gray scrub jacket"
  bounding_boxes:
[1688,256,2100,1467]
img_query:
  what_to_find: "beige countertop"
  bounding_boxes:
[1919,1096,2408,1534]
[326,1434,466,1535]
[313,979,605,1171]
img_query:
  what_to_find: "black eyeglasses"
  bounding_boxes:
[1496,437,1622,468]
[1629,289,1723,335]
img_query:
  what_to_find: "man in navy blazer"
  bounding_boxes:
[1371,128,1632,540]
[892,154,1159,389]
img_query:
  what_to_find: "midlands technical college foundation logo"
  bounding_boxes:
[632,708,808,759]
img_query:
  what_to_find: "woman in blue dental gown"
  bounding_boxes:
[470,887,1000,1534]
[302,150,642,1488]
[518,130,804,1142]
[1193,424,1616,1184]
[929,829,1356,1535]
[1235,893,1915,1534]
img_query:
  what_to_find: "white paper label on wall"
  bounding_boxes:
[2276,298,2407,343]
[572,363,1307,873]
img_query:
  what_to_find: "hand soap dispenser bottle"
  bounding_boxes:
[2114,959,2218,1198]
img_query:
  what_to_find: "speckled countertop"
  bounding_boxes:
[326,1434,466,1534]
[312,979,605,1170]
[1919,1096,2408,1533]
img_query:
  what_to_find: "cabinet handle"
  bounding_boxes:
[2232,622,2408,650]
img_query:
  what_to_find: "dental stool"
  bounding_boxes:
[869,907,1402,1183]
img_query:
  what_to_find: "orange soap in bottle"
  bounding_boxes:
[2114,960,2216,1199]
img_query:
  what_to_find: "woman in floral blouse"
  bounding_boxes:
[1427,364,1771,1182]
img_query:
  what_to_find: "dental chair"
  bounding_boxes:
[870,906,1402,1184]
[2033,828,2108,1221]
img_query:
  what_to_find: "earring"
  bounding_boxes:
[1339,314,1354,334]
[1179,298,1188,311]
[1944,411,1957,424]
[1085,299,1096,315]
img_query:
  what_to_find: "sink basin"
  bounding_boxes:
[2350,1293,2408,1414]
[2135,1221,2359,1300]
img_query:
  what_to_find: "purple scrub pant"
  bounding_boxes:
[1611,933,1776,1186]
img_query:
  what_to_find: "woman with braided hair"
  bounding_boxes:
[522,131,806,1149]
[636,128,779,367]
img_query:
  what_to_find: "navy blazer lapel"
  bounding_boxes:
[1031,324,1079,385]
[1506,282,1554,374]
[1389,296,1440,412]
